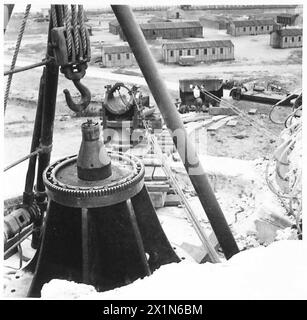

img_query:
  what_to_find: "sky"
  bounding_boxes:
[5,0,304,13]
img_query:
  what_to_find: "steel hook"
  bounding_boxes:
[63,79,91,113]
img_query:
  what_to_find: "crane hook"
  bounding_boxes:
[63,79,91,113]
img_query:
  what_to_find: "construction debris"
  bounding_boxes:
[207,116,236,131]
[226,119,238,127]
[208,106,237,116]
[233,134,249,139]
[248,108,257,115]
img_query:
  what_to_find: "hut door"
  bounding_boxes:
[176,12,180,19]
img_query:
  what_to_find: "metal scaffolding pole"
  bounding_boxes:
[32,8,60,248]
[112,5,239,259]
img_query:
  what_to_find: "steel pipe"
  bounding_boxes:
[32,8,60,248]
[112,5,239,259]
[35,15,60,196]
[4,60,48,76]
[23,70,46,205]
[4,148,42,172]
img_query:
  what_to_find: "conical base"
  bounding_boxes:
[27,186,179,297]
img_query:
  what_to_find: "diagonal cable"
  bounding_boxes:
[4,4,31,113]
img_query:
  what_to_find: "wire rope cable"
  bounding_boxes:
[4,4,31,113]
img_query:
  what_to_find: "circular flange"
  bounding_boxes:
[43,152,145,208]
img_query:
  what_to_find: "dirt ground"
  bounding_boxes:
[4,8,302,194]
[3,8,303,294]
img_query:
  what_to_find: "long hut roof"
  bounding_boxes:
[140,21,202,30]
[274,28,302,36]
[277,13,298,18]
[231,19,277,27]
[162,40,234,50]
[147,17,171,23]
[102,45,132,54]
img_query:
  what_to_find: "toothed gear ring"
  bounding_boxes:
[43,152,145,208]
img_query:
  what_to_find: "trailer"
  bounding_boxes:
[179,78,223,108]
[178,55,196,66]
[229,86,299,106]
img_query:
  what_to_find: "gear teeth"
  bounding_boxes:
[43,152,145,206]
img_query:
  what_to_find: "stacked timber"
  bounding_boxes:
[141,113,239,208]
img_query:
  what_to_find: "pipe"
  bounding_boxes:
[112,5,239,259]
[4,149,42,172]
[23,70,46,205]
[35,10,60,197]
[33,7,60,248]
[4,60,48,76]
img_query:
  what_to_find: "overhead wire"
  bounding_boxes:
[200,88,278,139]
[129,88,221,263]
[268,89,302,125]
[200,87,302,235]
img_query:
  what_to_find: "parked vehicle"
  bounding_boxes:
[178,55,196,66]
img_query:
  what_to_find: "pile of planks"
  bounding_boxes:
[143,153,181,208]
[142,113,239,208]
[206,115,238,131]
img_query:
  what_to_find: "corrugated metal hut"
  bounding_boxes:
[276,14,298,26]
[166,7,185,19]
[162,40,234,64]
[109,19,121,35]
[270,28,302,48]
[119,21,203,41]
[199,16,231,30]
[227,19,279,36]
[147,17,171,23]
[101,45,136,68]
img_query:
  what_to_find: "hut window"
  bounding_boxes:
[126,53,130,59]
[292,37,295,42]
[179,50,183,56]
[220,48,223,54]
[298,36,301,41]
[285,37,288,42]
[117,54,121,60]
[212,48,216,55]
[255,27,258,31]
[267,26,269,30]
[204,48,207,55]
[108,54,112,61]
[250,26,252,31]
[187,49,191,55]
[170,50,174,57]
[261,26,264,30]
[243,27,246,32]
[196,49,199,55]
